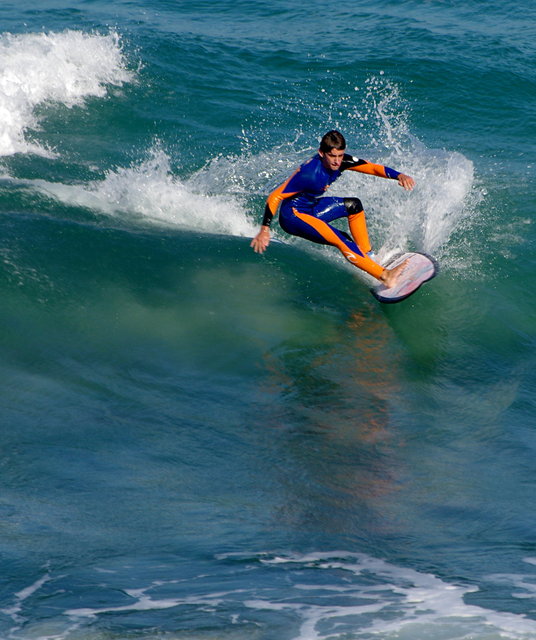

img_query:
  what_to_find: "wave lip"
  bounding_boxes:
[0,29,133,157]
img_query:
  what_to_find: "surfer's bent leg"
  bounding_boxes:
[344,198,372,256]
[279,203,384,279]
[314,197,373,256]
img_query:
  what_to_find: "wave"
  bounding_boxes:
[5,551,536,640]
[11,146,259,238]
[16,137,479,274]
[0,28,483,275]
[241,551,536,640]
[0,29,132,157]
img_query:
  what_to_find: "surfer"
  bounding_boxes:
[250,130,415,287]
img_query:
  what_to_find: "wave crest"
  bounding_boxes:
[0,29,133,156]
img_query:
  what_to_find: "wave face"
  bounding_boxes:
[0,2,535,639]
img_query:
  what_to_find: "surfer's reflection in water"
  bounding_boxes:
[251,130,415,288]
[257,307,405,538]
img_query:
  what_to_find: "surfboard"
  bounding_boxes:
[371,252,437,304]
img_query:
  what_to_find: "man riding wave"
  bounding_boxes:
[251,130,415,288]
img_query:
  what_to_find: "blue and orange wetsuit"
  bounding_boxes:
[262,153,402,279]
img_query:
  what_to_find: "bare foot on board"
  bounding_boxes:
[379,259,409,288]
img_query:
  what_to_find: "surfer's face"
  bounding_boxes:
[319,147,344,171]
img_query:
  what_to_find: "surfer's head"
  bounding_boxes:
[319,130,346,171]
[319,130,346,152]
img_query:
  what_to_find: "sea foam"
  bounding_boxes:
[0,29,132,157]
[22,146,259,238]
[37,551,536,640]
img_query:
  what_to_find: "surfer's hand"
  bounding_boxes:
[250,226,270,254]
[397,174,415,191]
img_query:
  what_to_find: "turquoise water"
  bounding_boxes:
[0,1,535,639]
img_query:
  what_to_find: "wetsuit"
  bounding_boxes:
[262,153,401,279]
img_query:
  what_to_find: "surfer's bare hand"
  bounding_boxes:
[380,258,409,288]
[398,174,415,191]
[250,226,271,254]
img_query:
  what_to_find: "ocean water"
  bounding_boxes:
[0,1,535,639]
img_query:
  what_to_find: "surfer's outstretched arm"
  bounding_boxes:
[250,170,302,254]
[343,157,415,191]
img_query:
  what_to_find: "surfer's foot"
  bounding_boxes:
[380,259,409,288]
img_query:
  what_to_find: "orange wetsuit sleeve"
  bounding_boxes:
[342,156,401,180]
[261,170,300,227]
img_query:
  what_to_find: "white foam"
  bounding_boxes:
[329,143,478,269]
[65,583,224,619]
[246,551,536,640]
[0,573,51,619]
[487,559,536,600]
[8,552,535,640]
[24,146,258,238]
[0,29,132,156]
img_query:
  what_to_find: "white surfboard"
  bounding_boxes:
[371,252,437,304]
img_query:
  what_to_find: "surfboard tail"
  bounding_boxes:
[371,252,437,304]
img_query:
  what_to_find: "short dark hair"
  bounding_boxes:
[319,130,346,152]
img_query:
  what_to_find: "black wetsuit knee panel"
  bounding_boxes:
[344,197,364,215]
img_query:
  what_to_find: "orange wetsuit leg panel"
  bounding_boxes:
[348,211,372,255]
[280,208,384,279]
